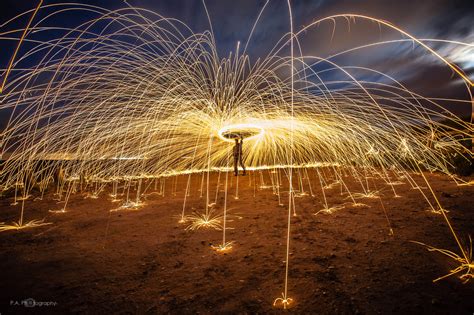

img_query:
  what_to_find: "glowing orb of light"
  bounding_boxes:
[217,123,265,143]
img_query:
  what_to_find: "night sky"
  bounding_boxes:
[1,0,473,119]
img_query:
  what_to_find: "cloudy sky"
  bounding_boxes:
[1,0,473,118]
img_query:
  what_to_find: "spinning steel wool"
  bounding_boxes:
[0,1,472,308]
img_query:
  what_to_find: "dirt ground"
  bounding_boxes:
[0,168,473,314]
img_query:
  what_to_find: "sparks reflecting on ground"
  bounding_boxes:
[273,293,294,309]
[0,2,472,310]
[0,219,51,232]
[185,212,223,231]
[412,239,474,284]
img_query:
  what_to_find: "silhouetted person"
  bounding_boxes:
[233,137,246,176]
[54,165,65,185]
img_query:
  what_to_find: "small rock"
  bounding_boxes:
[441,192,452,198]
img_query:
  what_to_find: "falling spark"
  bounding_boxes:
[0,2,472,308]
[412,239,474,284]
[0,219,51,232]
[185,212,223,231]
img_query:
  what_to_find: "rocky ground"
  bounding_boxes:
[0,169,473,314]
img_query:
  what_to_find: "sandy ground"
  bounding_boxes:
[0,169,473,314]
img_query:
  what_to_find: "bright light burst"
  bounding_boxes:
[110,200,144,212]
[412,239,474,284]
[0,219,51,232]
[211,241,234,253]
[185,211,223,231]
[314,204,345,215]
[0,1,472,308]
[273,292,294,309]
[350,190,381,199]
[0,6,472,187]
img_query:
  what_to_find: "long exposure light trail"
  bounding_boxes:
[0,0,43,94]
[0,1,472,308]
